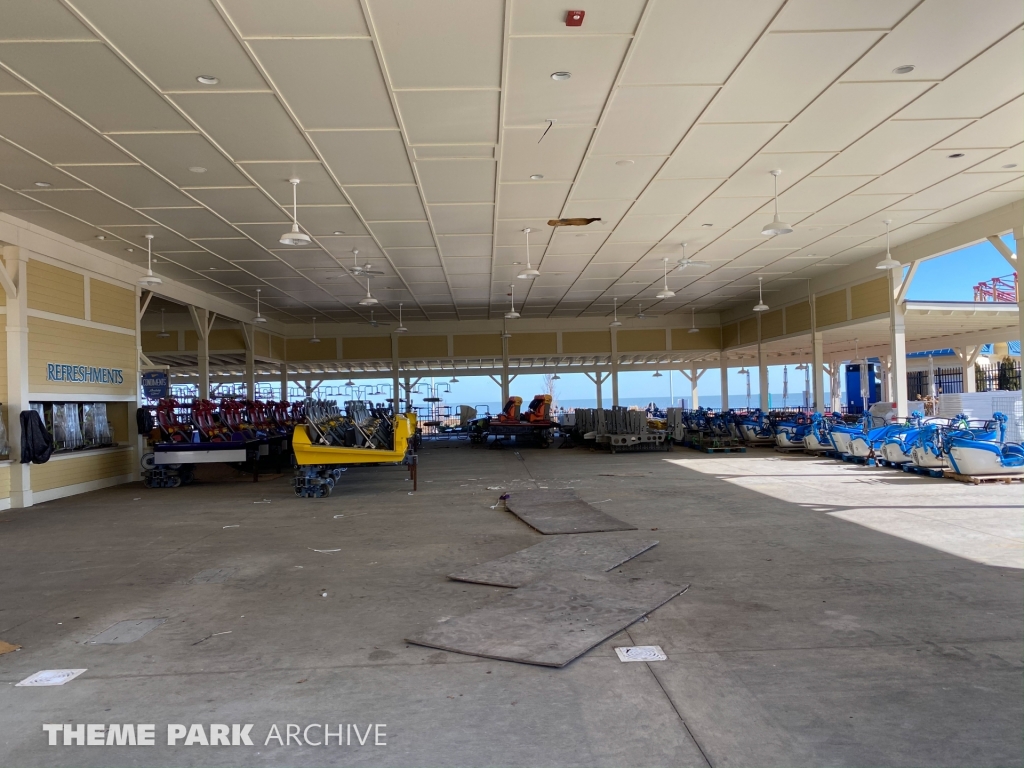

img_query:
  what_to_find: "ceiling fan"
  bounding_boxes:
[674,242,709,271]
[346,249,384,277]
[635,303,647,319]
[359,310,391,328]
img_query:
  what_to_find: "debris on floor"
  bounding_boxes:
[615,645,667,662]
[0,640,21,656]
[16,669,87,687]
[87,618,166,645]
[504,489,636,534]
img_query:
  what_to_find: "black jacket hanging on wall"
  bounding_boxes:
[20,410,54,464]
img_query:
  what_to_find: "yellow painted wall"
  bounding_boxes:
[286,337,338,360]
[29,316,136,395]
[141,330,178,352]
[90,279,135,329]
[183,330,198,351]
[209,328,246,351]
[107,401,130,445]
[671,327,721,350]
[563,331,611,354]
[342,336,391,360]
[722,323,739,348]
[255,331,270,357]
[0,326,7,405]
[617,329,666,353]
[399,335,447,358]
[0,464,9,499]
[760,309,784,339]
[271,335,285,360]
[453,334,502,356]
[851,277,889,319]
[509,333,557,355]
[815,289,848,327]
[786,302,812,334]
[28,260,84,319]
[31,448,135,492]
[739,317,757,345]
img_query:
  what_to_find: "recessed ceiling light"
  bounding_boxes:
[701,223,713,227]
[892,65,916,75]
[196,75,219,85]
[530,174,544,180]
[512,261,521,266]
[34,181,51,187]
[188,166,206,173]
[550,71,571,80]
[1001,163,1018,169]
[95,235,106,240]
[125,247,135,252]
[615,159,634,166]
[947,153,965,159]
[332,230,345,235]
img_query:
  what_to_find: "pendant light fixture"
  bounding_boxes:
[876,219,900,270]
[656,258,676,298]
[395,302,408,333]
[761,170,793,236]
[253,288,268,323]
[157,308,170,338]
[517,228,540,279]
[753,276,769,312]
[505,283,520,319]
[609,297,622,327]
[688,306,700,333]
[653,370,663,378]
[449,375,459,384]
[552,373,560,381]
[344,379,355,387]
[851,338,865,365]
[138,234,162,286]
[279,178,312,246]
[358,276,378,306]
[309,316,320,344]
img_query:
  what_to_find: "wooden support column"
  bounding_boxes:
[720,355,729,410]
[241,322,255,400]
[757,314,769,411]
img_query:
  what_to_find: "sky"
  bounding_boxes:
[904,234,1016,301]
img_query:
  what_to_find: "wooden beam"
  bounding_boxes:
[987,235,1017,268]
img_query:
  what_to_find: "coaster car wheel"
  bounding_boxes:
[141,453,157,470]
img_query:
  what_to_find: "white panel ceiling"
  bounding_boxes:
[590,86,717,156]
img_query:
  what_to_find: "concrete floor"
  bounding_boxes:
[0,441,1021,767]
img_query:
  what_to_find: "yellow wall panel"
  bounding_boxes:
[671,327,721,350]
[271,335,285,360]
[342,336,391,360]
[286,337,338,360]
[815,289,848,327]
[209,328,246,351]
[0,327,7,404]
[453,334,502,356]
[31,448,135,492]
[28,260,84,319]
[617,329,666,353]
[90,279,135,329]
[0,464,9,499]
[508,333,557,355]
[183,330,198,351]
[141,331,178,353]
[107,401,130,444]
[722,323,739,348]
[28,317,136,395]
[563,331,611,354]
[760,309,784,339]
[399,335,447,358]
[739,318,758,345]
[851,276,889,319]
[786,301,812,334]
[255,331,270,357]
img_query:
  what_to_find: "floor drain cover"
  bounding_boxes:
[615,645,667,662]
[16,669,87,686]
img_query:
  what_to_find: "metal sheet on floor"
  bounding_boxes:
[448,534,659,588]
[86,618,167,644]
[504,489,636,534]
[406,571,687,667]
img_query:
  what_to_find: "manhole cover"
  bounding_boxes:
[615,645,666,662]
[16,669,87,686]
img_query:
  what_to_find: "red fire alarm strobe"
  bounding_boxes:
[566,10,584,26]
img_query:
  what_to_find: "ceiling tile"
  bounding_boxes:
[538,253,594,272]
[240,161,346,205]
[387,247,441,266]
[445,258,489,275]
[414,145,494,159]
[561,198,633,230]
[888,171,1021,211]
[0,69,32,93]
[113,132,249,188]
[13,208,107,240]
[777,175,873,213]
[188,187,288,223]
[137,206,238,238]
[312,130,414,184]
[290,205,366,236]
[936,96,1024,150]
[221,0,369,37]
[854,148,1000,195]
[500,124,593,183]
[623,0,781,85]
[504,36,630,126]
[713,152,834,197]
[234,259,303,279]
[321,235,385,259]
[546,230,609,255]
[171,92,315,161]
[703,31,883,123]
[498,182,570,218]
[192,238,273,260]
[0,0,95,39]
[437,234,491,257]
[160,251,232,270]
[592,241,655,263]
[417,159,495,203]
[815,119,972,177]
[511,0,645,35]
[0,95,130,164]
[429,204,493,234]
[573,155,664,200]
[673,196,767,232]
[495,219,554,245]
[965,144,1024,173]
[346,185,424,221]
[772,0,918,31]
[103,225,196,252]
[249,39,396,129]
[913,190,1021,224]
[895,28,1024,120]
[797,194,908,227]
[630,178,722,217]
[659,123,783,180]
[398,266,447,283]
[607,215,680,243]
[369,220,434,246]
[397,90,499,145]
[591,86,717,156]
[0,187,39,211]
[843,0,1022,82]
[68,164,195,208]
[0,42,189,132]
[0,141,88,189]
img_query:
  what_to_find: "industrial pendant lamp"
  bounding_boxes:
[157,308,170,338]
[517,228,540,279]
[253,288,268,323]
[449,375,459,383]
[609,297,622,327]
[688,306,700,333]
[752,276,769,312]
[505,283,520,319]
[395,302,408,333]
[138,234,162,286]
[279,179,312,246]
[358,276,378,306]
[344,378,355,387]
[552,373,560,380]
[656,258,676,298]
[652,370,663,378]
[876,219,900,270]
[761,170,793,236]
[309,317,320,344]
[851,338,865,365]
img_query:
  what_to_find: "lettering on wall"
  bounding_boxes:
[46,363,125,385]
